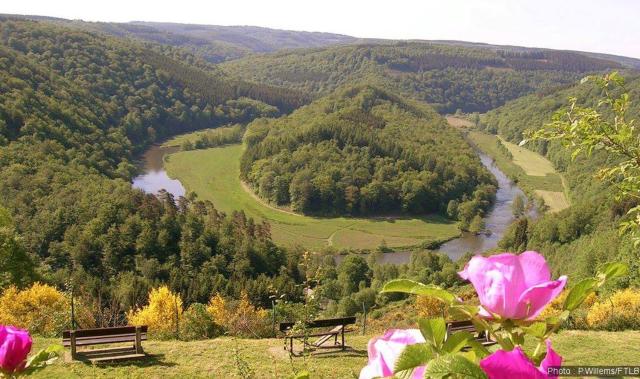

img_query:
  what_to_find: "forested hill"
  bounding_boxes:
[0,14,358,63]
[0,18,308,305]
[222,43,628,113]
[480,74,640,284]
[241,85,497,217]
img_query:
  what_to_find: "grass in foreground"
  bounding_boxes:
[32,331,640,378]
[467,131,569,213]
[164,144,459,250]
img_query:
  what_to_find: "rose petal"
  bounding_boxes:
[458,254,527,318]
[515,276,567,319]
[359,329,425,379]
[517,251,552,288]
[0,325,32,373]
[480,346,547,379]
[539,340,563,378]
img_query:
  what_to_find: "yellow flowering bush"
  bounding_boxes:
[538,290,595,329]
[206,293,228,327]
[0,283,69,336]
[127,286,183,339]
[586,288,640,330]
[206,292,271,338]
[415,296,447,319]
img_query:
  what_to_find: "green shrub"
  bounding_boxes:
[181,303,222,340]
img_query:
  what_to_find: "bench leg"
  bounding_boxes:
[341,327,345,351]
[70,331,77,360]
[135,326,143,354]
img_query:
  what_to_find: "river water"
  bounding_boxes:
[132,144,535,263]
[361,151,537,265]
[132,145,185,198]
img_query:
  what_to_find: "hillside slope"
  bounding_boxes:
[0,18,306,305]
[241,85,496,217]
[480,74,640,283]
[222,42,626,113]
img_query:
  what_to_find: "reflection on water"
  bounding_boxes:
[336,151,537,265]
[131,145,185,198]
[438,152,537,261]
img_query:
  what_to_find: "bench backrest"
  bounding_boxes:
[62,326,148,341]
[279,316,356,333]
[446,320,476,333]
[446,320,491,341]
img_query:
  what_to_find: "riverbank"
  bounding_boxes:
[466,131,570,213]
[163,144,460,252]
[132,123,536,259]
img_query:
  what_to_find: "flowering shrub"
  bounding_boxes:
[360,251,628,379]
[0,325,62,377]
[586,288,640,330]
[127,286,183,340]
[218,292,271,338]
[0,283,69,337]
[415,296,447,319]
[206,293,228,327]
[537,290,595,329]
[181,303,222,341]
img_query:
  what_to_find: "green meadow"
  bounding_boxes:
[467,131,570,213]
[32,331,640,378]
[163,144,459,250]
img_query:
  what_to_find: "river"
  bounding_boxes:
[358,151,537,265]
[132,145,185,198]
[132,144,535,263]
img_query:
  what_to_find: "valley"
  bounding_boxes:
[163,143,459,251]
[140,116,539,258]
[1,11,639,379]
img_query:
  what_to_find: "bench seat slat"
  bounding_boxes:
[62,334,148,347]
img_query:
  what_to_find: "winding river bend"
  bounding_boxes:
[132,143,536,263]
[132,145,185,198]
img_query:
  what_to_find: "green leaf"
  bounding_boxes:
[448,305,479,320]
[418,318,447,349]
[598,262,629,281]
[381,279,456,303]
[394,343,433,376]
[22,344,63,375]
[442,331,474,354]
[292,370,310,379]
[466,338,491,358]
[563,278,597,311]
[522,322,547,338]
[426,353,487,379]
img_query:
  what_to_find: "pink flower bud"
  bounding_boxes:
[0,325,32,374]
[459,251,567,320]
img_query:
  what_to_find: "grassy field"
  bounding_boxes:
[467,131,569,213]
[163,144,459,250]
[32,331,640,378]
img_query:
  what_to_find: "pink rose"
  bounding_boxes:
[0,325,32,374]
[359,329,425,379]
[459,251,567,320]
[480,339,562,379]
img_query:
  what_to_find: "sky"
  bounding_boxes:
[3,0,639,59]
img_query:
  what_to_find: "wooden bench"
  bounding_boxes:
[62,326,148,363]
[446,320,496,349]
[279,317,356,356]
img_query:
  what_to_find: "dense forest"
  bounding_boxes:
[481,73,640,285]
[0,18,312,316]
[222,42,624,113]
[241,85,497,218]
